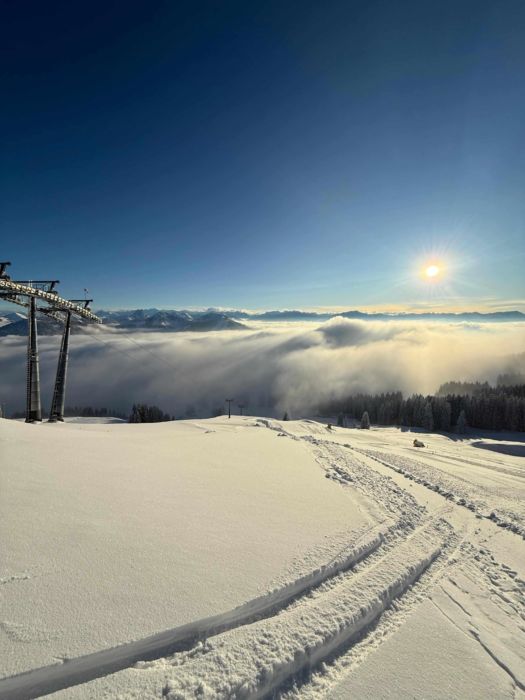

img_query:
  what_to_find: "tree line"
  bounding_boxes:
[129,404,172,423]
[437,379,525,398]
[321,384,525,432]
[6,383,525,431]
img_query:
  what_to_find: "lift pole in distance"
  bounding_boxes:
[225,398,234,419]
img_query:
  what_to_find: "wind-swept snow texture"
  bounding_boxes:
[2,417,525,699]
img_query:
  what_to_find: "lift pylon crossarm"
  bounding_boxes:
[12,280,59,293]
[0,294,66,323]
[68,299,93,309]
[38,306,73,323]
[14,280,60,285]
[0,279,101,323]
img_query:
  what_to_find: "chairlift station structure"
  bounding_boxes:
[0,261,101,422]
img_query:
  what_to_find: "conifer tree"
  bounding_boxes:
[422,402,434,431]
[456,409,467,434]
[360,411,370,429]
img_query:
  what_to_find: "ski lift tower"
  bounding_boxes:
[0,261,102,422]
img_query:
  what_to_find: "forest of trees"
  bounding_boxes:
[321,383,525,432]
[437,375,525,397]
[6,378,524,432]
[129,404,172,423]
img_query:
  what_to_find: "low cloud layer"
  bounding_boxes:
[1,318,524,418]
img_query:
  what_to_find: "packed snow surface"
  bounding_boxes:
[1,417,524,699]
[0,417,376,679]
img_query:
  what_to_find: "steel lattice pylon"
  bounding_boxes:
[0,261,101,422]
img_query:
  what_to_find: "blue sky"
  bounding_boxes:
[2,0,524,311]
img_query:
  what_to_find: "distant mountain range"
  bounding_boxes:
[0,310,246,335]
[0,307,523,336]
[221,309,525,322]
[96,309,246,332]
[98,308,525,324]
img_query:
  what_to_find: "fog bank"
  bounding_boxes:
[1,318,524,418]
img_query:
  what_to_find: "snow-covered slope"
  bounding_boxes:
[1,418,524,700]
[0,312,26,328]
[0,417,373,681]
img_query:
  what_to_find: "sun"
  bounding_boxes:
[425,264,440,278]
[418,260,445,282]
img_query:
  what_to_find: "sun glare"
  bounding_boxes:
[425,264,440,278]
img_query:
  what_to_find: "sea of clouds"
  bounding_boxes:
[1,318,524,418]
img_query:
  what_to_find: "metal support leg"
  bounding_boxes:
[49,310,71,422]
[26,296,42,422]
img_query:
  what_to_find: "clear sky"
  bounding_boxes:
[2,0,524,311]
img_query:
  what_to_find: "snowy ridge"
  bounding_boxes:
[161,523,445,699]
[0,526,388,700]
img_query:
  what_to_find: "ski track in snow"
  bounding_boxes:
[2,419,524,699]
[0,523,391,700]
[358,447,525,538]
[155,432,461,699]
[160,520,451,700]
[279,434,525,699]
[432,544,525,693]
